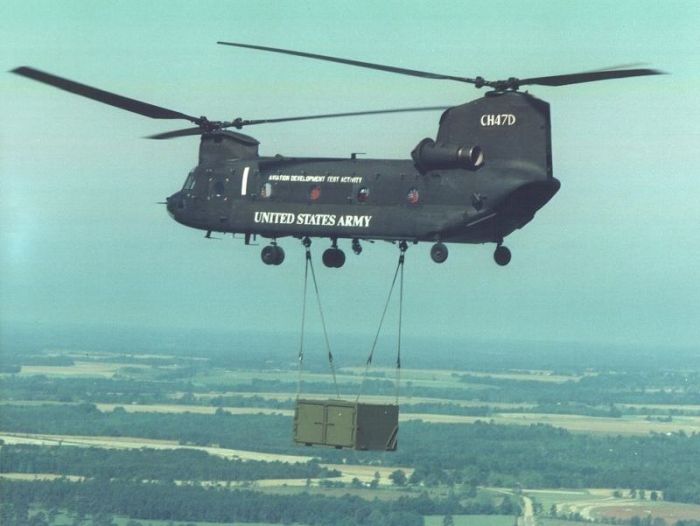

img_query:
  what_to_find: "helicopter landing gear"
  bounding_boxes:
[494,244,511,266]
[323,239,345,268]
[323,248,345,268]
[430,242,448,263]
[261,243,285,265]
[351,238,362,255]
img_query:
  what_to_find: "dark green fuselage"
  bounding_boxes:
[167,91,560,246]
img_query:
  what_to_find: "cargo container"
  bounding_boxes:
[293,398,398,451]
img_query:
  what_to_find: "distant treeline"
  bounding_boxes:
[456,372,700,406]
[2,403,700,503]
[5,323,700,371]
[3,371,700,411]
[0,444,339,481]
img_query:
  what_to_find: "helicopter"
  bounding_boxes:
[12,43,662,268]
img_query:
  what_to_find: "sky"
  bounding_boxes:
[1,0,699,351]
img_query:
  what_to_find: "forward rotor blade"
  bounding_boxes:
[520,68,664,87]
[146,127,204,140]
[217,41,477,85]
[12,66,200,122]
[148,127,260,145]
[236,106,450,127]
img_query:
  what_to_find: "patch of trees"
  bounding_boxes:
[0,478,513,526]
[391,422,700,496]
[0,376,176,404]
[1,403,294,451]
[662,482,700,504]
[0,444,339,481]
[3,404,700,504]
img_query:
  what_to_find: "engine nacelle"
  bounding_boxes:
[411,138,484,172]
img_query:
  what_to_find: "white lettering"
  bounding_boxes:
[253,212,295,224]
[480,113,517,127]
[254,212,372,228]
[263,174,365,184]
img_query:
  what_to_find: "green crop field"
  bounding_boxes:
[425,514,516,526]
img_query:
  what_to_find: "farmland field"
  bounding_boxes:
[424,514,515,526]
[3,334,700,526]
[529,490,700,524]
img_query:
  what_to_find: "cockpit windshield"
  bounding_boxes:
[182,169,196,191]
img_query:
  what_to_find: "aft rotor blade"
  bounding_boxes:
[236,106,450,127]
[583,62,649,72]
[519,68,664,87]
[12,66,201,122]
[217,41,477,85]
[146,127,204,140]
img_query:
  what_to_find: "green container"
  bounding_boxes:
[294,398,398,451]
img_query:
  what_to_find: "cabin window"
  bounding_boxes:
[213,180,225,197]
[357,187,370,202]
[260,182,273,199]
[406,187,420,205]
[309,185,321,201]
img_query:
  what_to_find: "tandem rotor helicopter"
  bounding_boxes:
[13,42,662,268]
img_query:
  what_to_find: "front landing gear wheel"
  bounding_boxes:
[272,246,284,265]
[322,248,346,268]
[430,242,448,263]
[494,245,511,266]
[261,245,285,265]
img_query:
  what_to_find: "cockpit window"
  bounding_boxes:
[183,170,196,191]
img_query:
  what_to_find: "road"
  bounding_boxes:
[519,494,536,526]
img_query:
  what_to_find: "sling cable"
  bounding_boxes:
[294,238,407,451]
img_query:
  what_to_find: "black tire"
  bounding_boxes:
[273,246,285,265]
[322,248,335,267]
[430,242,448,263]
[322,248,345,268]
[494,245,511,266]
[261,245,277,265]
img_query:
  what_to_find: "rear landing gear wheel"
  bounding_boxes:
[494,245,511,266]
[261,245,285,265]
[430,242,448,263]
[322,248,346,268]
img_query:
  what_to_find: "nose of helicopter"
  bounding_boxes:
[166,191,183,219]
